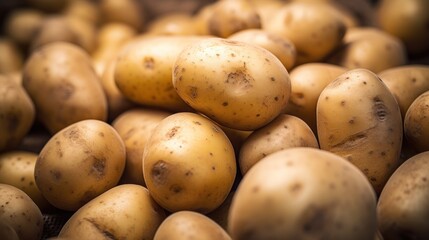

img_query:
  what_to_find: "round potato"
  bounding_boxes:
[0,38,23,74]
[35,119,126,211]
[143,112,236,214]
[228,148,377,240]
[317,68,403,194]
[154,211,231,240]
[239,114,319,175]
[59,184,165,240]
[173,37,291,131]
[0,221,19,240]
[404,91,429,153]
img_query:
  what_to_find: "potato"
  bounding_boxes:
[143,112,236,214]
[4,9,44,47]
[327,27,407,73]
[379,65,429,119]
[0,151,51,211]
[228,148,377,240]
[99,0,146,31]
[147,13,199,36]
[63,0,100,25]
[317,68,403,194]
[193,3,216,35]
[154,211,231,240]
[173,37,291,130]
[228,29,297,70]
[0,76,35,151]
[112,108,171,185]
[378,151,429,239]
[35,119,126,211]
[0,221,19,240]
[264,1,346,64]
[377,0,429,56]
[65,16,97,53]
[23,42,107,134]
[59,184,165,240]
[115,35,207,112]
[404,91,429,153]
[248,0,285,29]
[0,183,43,240]
[239,114,318,175]
[0,38,23,74]
[283,63,348,133]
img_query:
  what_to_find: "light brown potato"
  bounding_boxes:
[0,38,23,74]
[173,37,291,131]
[317,68,403,194]
[239,114,319,175]
[59,184,166,240]
[378,151,429,239]
[248,0,285,29]
[143,112,236,214]
[154,211,231,240]
[228,148,377,240]
[112,108,171,185]
[35,119,126,211]
[147,13,199,36]
[193,3,216,35]
[283,63,348,133]
[4,9,44,46]
[404,91,429,153]
[0,183,43,240]
[23,42,107,134]
[65,16,97,53]
[63,0,100,25]
[99,0,146,31]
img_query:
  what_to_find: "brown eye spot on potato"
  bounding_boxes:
[90,156,106,178]
[289,182,303,193]
[188,86,198,99]
[151,160,169,185]
[373,96,388,121]
[84,217,117,239]
[50,170,62,180]
[166,126,180,139]
[225,70,254,89]
[143,56,155,69]
[222,102,229,106]
[54,82,75,100]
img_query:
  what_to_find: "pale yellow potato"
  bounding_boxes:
[112,108,171,185]
[154,211,231,240]
[193,3,216,35]
[248,0,285,29]
[23,42,107,134]
[173,38,290,131]
[228,148,377,240]
[35,119,126,211]
[99,0,146,31]
[0,38,23,74]
[228,29,297,71]
[0,183,43,240]
[239,114,319,175]
[283,63,348,133]
[264,1,346,64]
[4,9,44,46]
[115,35,207,112]
[59,184,166,240]
[317,68,403,194]
[378,151,429,239]
[404,91,429,153]
[379,65,429,119]
[147,13,199,36]
[143,112,236,214]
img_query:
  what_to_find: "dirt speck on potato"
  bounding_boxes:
[143,56,155,69]
[166,126,180,139]
[84,217,117,239]
[225,70,254,89]
[90,156,106,178]
[300,204,329,233]
[151,160,169,185]
[54,82,75,100]
[373,96,388,121]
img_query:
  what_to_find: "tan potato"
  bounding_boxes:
[147,13,199,36]
[154,211,231,240]
[173,37,291,131]
[283,63,348,133]
[63,0,100,25]
[239,114,319,175]
[228,148,377,240]
[228,29,297,71]
[65,16,97,53]
[379,65,429,119]
[248,0,285,29]
[143,112,236,214]
[23,42,107,134]
[99,0,146,31]
[4,9,44,47]
[0,38,23,74]
[0,183,43,240]
[193,3,217,36]
[35,119,126,211]
[112,108,171,185]
[264,1,346,64]
[59,184,165,239]
[207,191,234,230]
[404,91,429,153]
[317,68,403,194]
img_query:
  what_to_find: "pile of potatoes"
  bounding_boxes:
[1,0,429,239]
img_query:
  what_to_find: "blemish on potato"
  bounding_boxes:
[54,82,75,100]
[98,132,104,137]
[289,182,302,193]
[222,102,229,107]
[169,184,182,194]
[301,205,328,233]
[151,160,169,185]
[143,56,155,69]
[90,156,106,178]
[50,170,62,180]
[166,126,180,139]
[211,166,216,171]
[188,86,198,99]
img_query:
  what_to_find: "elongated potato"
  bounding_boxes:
[317,68,403,194]
[404,91,429,153]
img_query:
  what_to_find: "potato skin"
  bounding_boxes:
[35,119,126,211]
[228,148,377,240]
[0,38,23,74]
[173,38,291,131]
[317,68,403,194]
[404,91,429,153]
[143,112,236,214]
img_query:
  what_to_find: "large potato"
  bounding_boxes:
[317,68,403,194]
[173,37,291,130]
[22,42,107,134]
[35,119,126,211]
[143,112,236,214]
[228,148,377,240]
[59,184,165,240]
[404,91,429,153]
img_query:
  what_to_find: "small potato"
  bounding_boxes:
[0,38,23,74]
[147,13,199,36]
[99,0,146,31]
[4,9,44,46]
[193,3,216,35]
[404,91,429,153]
[239,114,319,175]
[317,68,403,194]
[0,183,43,240]
[63,0,100,25]
[143,112,236,214]
[228,148,377,240]
[283,63,348,133]
[154,211,231,240]
[173,38,291,131]
[377,151,429,239]
[59,184,166,240]
[35,119,126,211]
